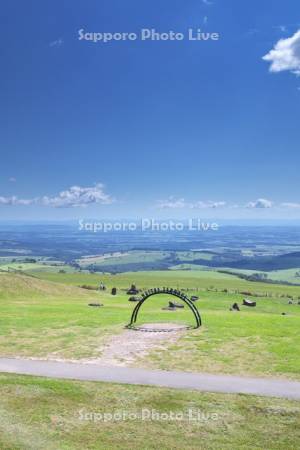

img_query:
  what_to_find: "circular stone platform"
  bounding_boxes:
[129,322,192,332]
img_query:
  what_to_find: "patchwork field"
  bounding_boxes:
[2,249,300,287]
[76,251,171,267]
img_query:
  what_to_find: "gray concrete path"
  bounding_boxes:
[0,358,299,400]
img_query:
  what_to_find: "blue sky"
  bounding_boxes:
[0,0,300,220]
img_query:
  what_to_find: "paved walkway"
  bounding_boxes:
[0,358,300,400]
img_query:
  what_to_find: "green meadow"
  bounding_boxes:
[76,250,171,267]
[0,271,300,379]
[33,268,300,297]
[0,373,299,450]
[1,264,300,450]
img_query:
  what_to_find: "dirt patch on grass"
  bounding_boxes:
[7,323,184,367]
[88,323,184,366]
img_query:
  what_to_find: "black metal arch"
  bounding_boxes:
[126,287,202,329]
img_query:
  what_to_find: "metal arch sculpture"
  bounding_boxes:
[126,287,202,329]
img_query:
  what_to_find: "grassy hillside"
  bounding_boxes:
[77,250,170,267]
[0,273,117,359]
[32,269,300,298]
[0,272,95,299]
[1,272,300,379]
[1,374,299,450]
[262,268,300,283]
[73,250,223,272]
[0,262,76,273]
[222,251,300,271]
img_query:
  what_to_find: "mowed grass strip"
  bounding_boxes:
[0,373,299,450]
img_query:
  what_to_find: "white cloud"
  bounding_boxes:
[246,198,273,209]
[190,201,226,209]
[0,196,35,206]
[263,29,300,76]
[157,197,226,209]
[8,177,16,182]
[0,184,114,208]
[202,0,213,5]
[281,202,300,209]
[157,197,187,209]
[41,184,113,208]
[156,197,300,211]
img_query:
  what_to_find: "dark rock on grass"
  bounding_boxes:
[128,296,141,302]
[162,306,176,311]
[127,289,139,295]
[243,299,256,307]
[88,303,103,307]
[169,301,184,309]
[230,303,240,311]
[190,296,199,302]
[127,284,139,295]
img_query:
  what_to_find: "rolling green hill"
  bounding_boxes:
[1,271,300,380]
[31,269,300,298]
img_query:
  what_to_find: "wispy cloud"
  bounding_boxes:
[273,25,288,34]
[246,198,273,209]
[281,202,300,209]
[8,177,16,183]
[244,29,260,39]
[157,197,187,209]
[202,0,213,5]
[0,196,35,206]
[157,197,226,210]
[263,29,300,76]
[157,197,278,210]
[191,201,226,209]
[49,38,64,48]
[0,184,114,208]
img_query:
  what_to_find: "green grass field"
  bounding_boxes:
[221,267,300,284]
[0,260,78,275]
[264,268,300,283]
[1,272,300,379]
[76,250,171,267]
[32,268,300,298]
[1,269,300,449]
[0,373,299,450]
